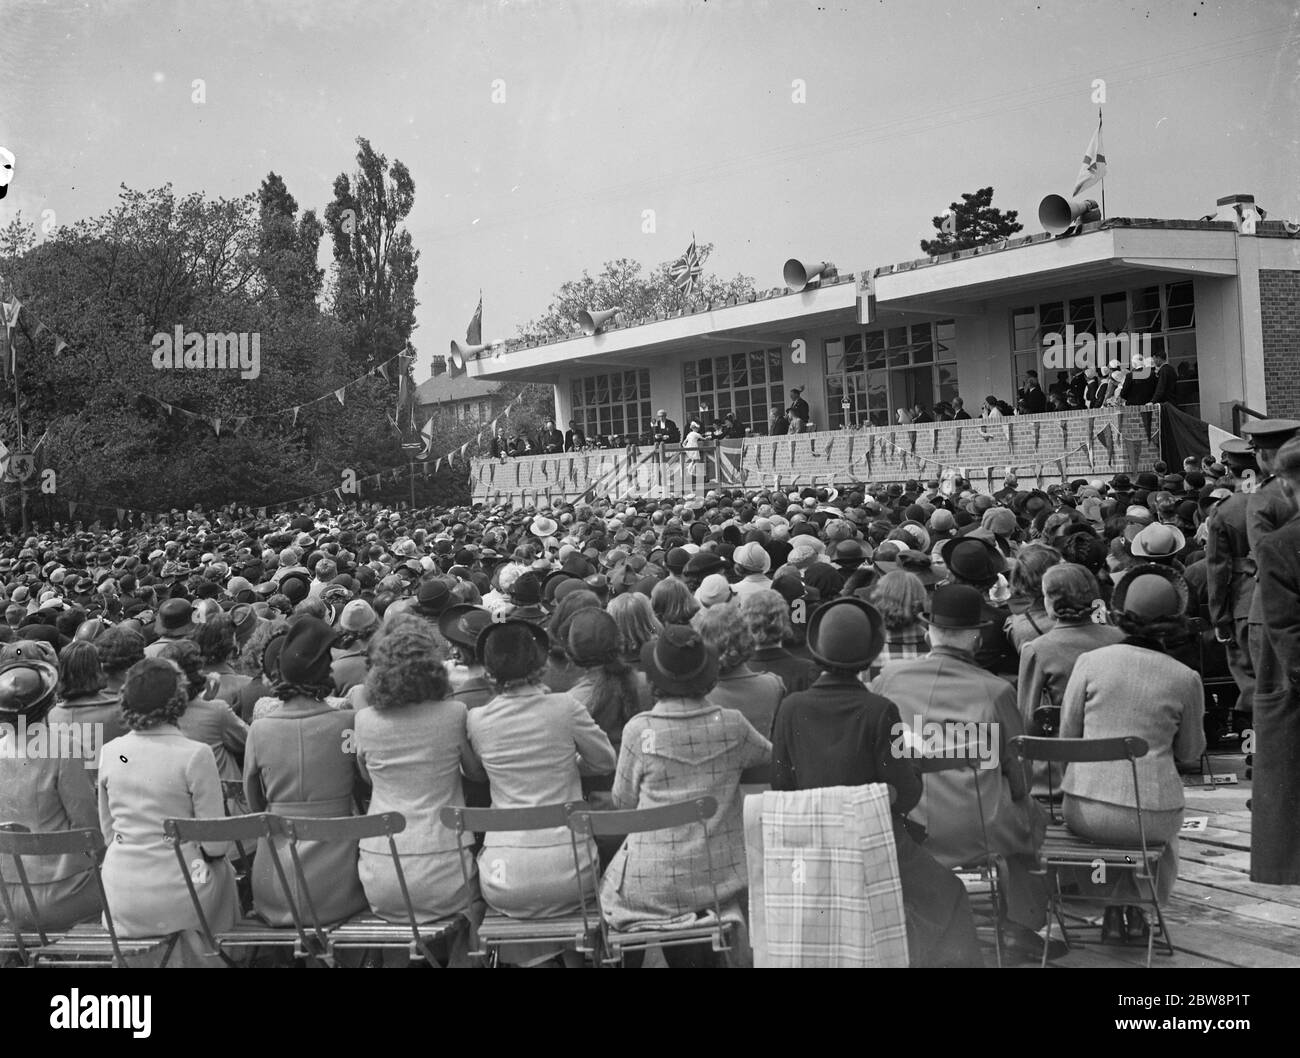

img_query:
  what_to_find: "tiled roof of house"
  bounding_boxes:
[414,373,503,404]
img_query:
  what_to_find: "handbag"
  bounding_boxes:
[1031,684,1060,736]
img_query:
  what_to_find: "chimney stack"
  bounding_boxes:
[431,354,447,378]
[1210,193,1266,233]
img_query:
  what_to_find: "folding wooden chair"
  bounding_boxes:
[917,749,1005,969]
[566,796,734,967]
[439,803,597,967]
[164,813,317,967]
[278,812,468,967]
[0,823,178,967]
[1010,735,1174,968]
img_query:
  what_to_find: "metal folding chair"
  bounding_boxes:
[565,796,733,967]
[0,823,178,967]
[917,748,1005,968]
[1010,735,1174,968]
[278,812,468,967]
[439,803,597,967]
[164,813,316,966]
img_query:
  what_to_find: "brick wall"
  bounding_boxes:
[1261,269,1300,418]
[471,405,1162,506]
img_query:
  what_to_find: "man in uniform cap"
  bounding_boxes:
[1241,419,1300,681]
[1205,438,1261,717]
[1251,435,1300,884]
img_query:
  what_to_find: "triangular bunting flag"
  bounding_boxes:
[932,428,938,452]
[809,436,819,458]
[1057,457,1067,482]
[116,508,126,523]
[334,387,346,406]
[908,429,916,453]
[54,337,67,357]
[954,426,962,454]
[825,437,836,461]
[212,418,221,437]
[1033,422,1041,447]
[378,362,390,381]
[986,466,995,492]
[1060,420,1069,444]
[67,500,77,518]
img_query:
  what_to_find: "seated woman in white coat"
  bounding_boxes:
[98,658,237,966]
[354,615,481,926]
[466,620,615,930]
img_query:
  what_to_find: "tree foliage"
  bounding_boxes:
[0,163,416,521]
[919,186,1023,255]
[518,243,755,344]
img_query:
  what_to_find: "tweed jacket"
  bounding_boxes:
[600,697,771,930]
[871,647,1043,868]
[1059,642,1205,812]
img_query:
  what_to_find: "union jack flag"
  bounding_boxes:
[670,235,702,295]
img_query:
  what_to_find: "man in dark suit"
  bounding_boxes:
[787,387,811,427]
[650,409,680,445]
[537,419,564,454]
[1252,435,1300,884]
[1018,371,1047,414]
[993,473,1018,506]
[564,419,586,451]
[1205,439,1260,716]
[937,536,1016,677]
[1148,350,1180,404]
[951,396,971,420]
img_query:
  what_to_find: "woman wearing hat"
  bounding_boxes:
[466,620,615,942]
[0,656,105,935]
[771,598,982,967]
[97,657,237,963]
[354,616,481,936]
[1058,565,1205,940]
[600,625,770,965]
[331,599,379,697]
[438,604,496,710]
[244,617,367,928]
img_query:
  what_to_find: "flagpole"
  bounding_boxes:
[1098,107,1105,220]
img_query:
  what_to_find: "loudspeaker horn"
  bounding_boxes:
[783,259,831,293]
[1038,195,1101,235]
[449,339,489,375]
[579,307,621,336]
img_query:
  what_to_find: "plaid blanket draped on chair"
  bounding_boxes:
[743,784,909,968]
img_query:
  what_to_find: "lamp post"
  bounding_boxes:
[840,394,852,429]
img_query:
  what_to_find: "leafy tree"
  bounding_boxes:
[919,186,1023,255]
[323,137,419,370]
[517,243,755,344]
[0,178,409,524]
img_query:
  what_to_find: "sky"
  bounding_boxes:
[1,0,1298,379]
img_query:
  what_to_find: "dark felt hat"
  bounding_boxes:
[925,584,991,629]
[438,603,494,653]
[277,617,338,686]
[805,597,885,672]
[478,619,549,682]
[640,624,718,698]
[415,578,452,617]
[939,536,1007,583]
[155,597,194,636]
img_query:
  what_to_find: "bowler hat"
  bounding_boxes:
[939,536,1007,583]
[640,624,719,698]
[805,597,884,672]
[415,578,452,616]
[925,584,991,628]
[277,617,338,687]
[155,597,194,637]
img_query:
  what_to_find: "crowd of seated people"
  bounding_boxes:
[0,446,1251,966]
